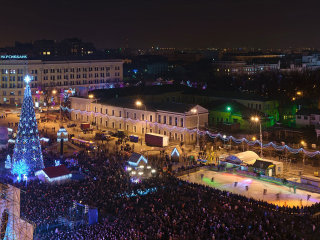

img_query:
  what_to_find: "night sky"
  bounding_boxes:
[1,0,320,49]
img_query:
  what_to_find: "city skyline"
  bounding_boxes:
[1,0,320,49]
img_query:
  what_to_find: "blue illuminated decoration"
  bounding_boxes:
[55,160,61,166]
[0,55,28,59]
[133,69,138,74]
[120,187,158,198]
[171,147,180,157]
[11,160,29,179]
[12,75,44,174]
[128,155,148,167]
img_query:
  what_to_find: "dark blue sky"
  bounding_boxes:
[1,0,320,49]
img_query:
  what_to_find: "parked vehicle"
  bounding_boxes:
[145,133,169,147]
[80,123,90,131]
[129,135,139,143]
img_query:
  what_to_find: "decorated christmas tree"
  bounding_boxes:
[12,75,44,174]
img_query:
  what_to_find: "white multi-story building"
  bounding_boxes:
[0,57,123,105]
[296,108,320,128]
[70,97,209,144]
[302,54,320,70]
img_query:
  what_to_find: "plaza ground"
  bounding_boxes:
[179,169,320,207]
[1,109,320,179]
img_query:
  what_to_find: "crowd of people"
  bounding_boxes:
[1,141,320,239]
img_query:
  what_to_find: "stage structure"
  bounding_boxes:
[58,201,98,229]
[12,75,44,175]
[0,183,34,240]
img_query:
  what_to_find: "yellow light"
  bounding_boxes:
[88,94,94,99]
[296,91,302,96]
[251,116,259,122]
[252,137,256,141]
[52,90,57,95]
[301,140,306,145]
[135,100,142,107]
[292,97,296,101]
[191,108,197,114]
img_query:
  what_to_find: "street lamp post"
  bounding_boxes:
[226,106,232,123]
[191,108,199,148]
[251,116,263,158]
[52,89,62,122]
[136,100,147,137]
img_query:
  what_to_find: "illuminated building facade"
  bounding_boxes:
[70,97,209,144]
[0,57,123,105]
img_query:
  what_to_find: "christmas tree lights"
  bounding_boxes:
[12,75,44,175]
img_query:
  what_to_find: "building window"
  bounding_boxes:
[119,111,122,117]
[297,115,301,119]
[180,118,184,127]
[191,134,194,140]
[304,116,308,120]
[105,109,108,115]
[158,115,161,123]
[142,128,144,134]
[175,117,178,126]
[112,110,114,116]
[126,125,129,131]
[112,122,115,128]
[134,113,136,119]
[100,108,102,113]
[164,131,166,135]
[169,116,172,125]
[175,133,177,139]
[163,116,167,124]
[150,115,153,122]
[119,123,122,129]
[105,121,108,127]
[149,129,152,133]
[134,126,136,132]
[181,134,183,141]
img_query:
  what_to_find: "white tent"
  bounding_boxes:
[225,151,259,165]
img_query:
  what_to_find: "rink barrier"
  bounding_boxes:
[175,165,211,177]
[226,169,320,194]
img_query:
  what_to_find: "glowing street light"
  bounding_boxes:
[301,140,306,146]
[88,94,94,99]
[296,91,302,96]
[252,136,256,141]
[52,89,62,121]
[191,108,199,148]
[135,100,147,136]
[226,106,232,123]
[135,100,142,107]
[251,116,263,157]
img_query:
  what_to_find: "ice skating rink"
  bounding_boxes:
[179,170,320,207]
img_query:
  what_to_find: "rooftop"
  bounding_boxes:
[296,108,320,115]
[99,97,198,113]
[43,165,71,179]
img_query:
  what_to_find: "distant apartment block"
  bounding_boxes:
[302,54,320,70]
[213,61,280,75]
